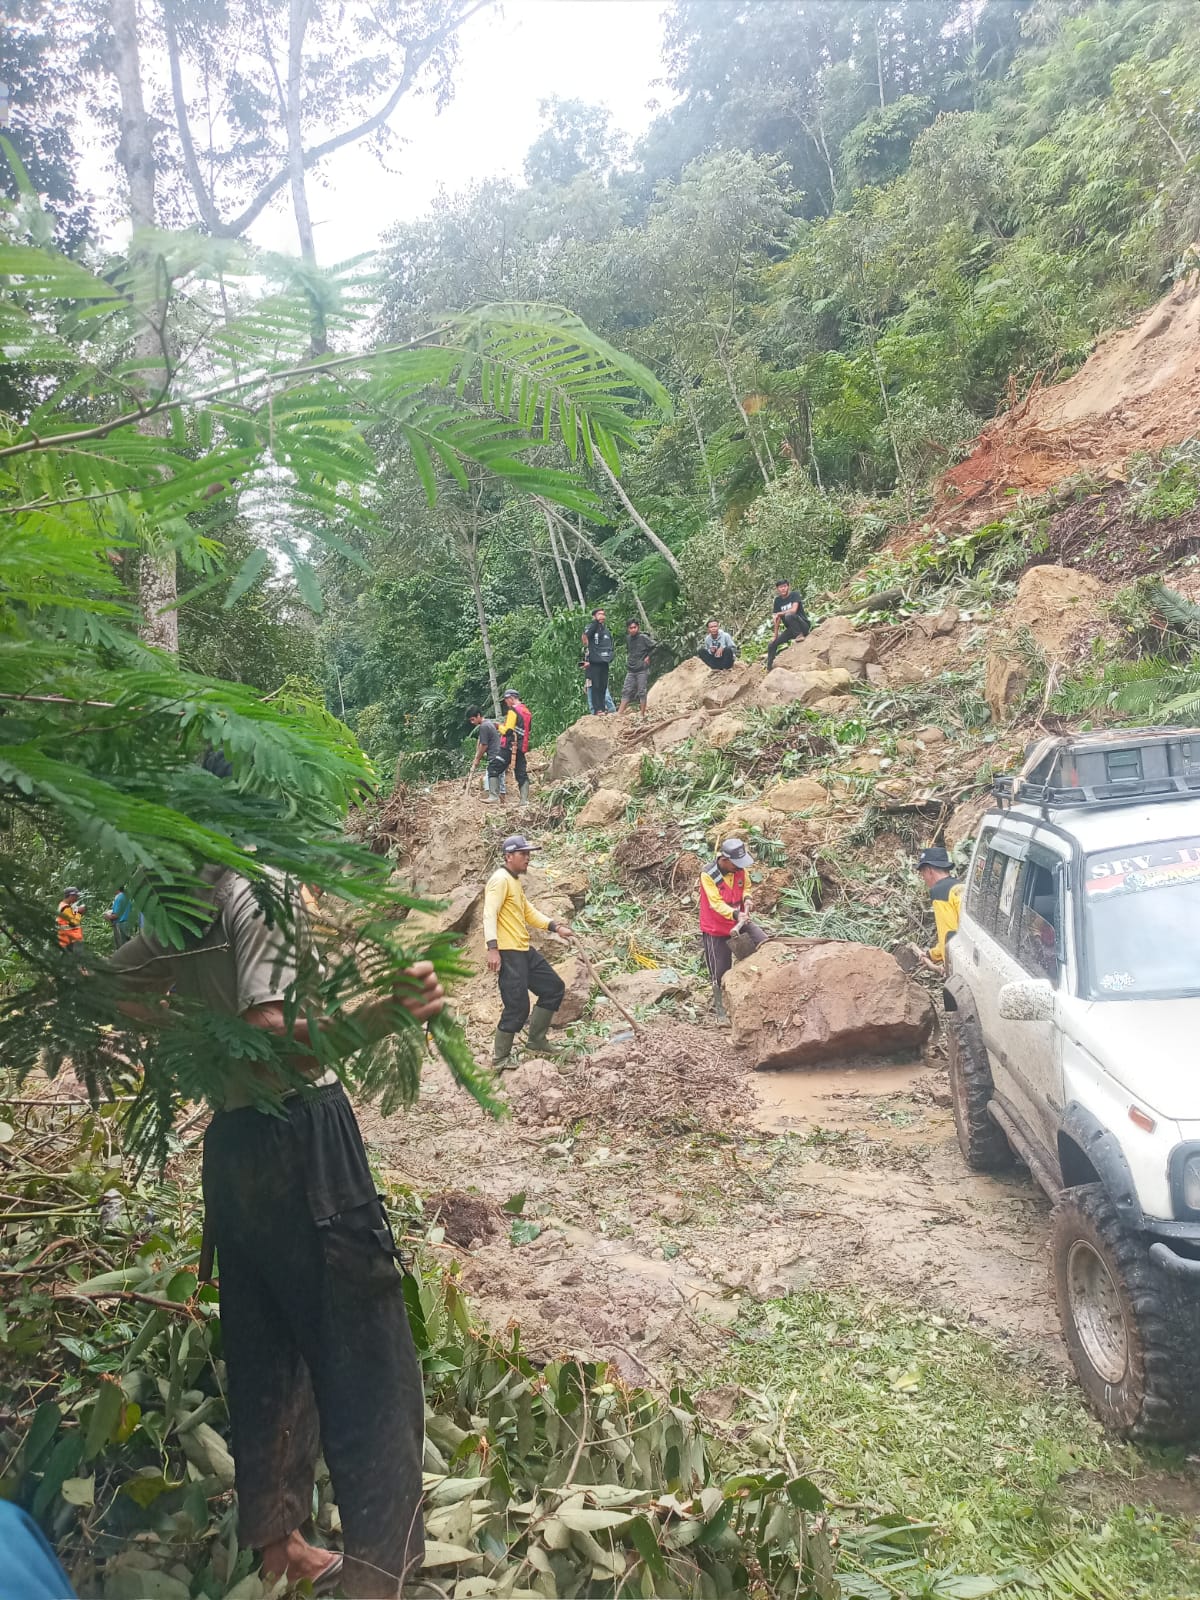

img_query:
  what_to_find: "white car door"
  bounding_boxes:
[983,841,1067,1158]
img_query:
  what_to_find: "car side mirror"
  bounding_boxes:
[998,979,1054,1022]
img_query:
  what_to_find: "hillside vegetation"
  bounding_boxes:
[317,0,1200,776]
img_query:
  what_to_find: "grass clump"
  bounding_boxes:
[717,1290,1200,1599]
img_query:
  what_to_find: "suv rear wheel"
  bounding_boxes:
[1051,1183,1200,1441]
[946,1010,1013,1172]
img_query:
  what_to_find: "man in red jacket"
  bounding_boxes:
[500,688,532,805]
[699,837,769,1021]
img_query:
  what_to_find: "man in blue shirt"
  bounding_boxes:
[104,885,132,947]
[0,1501,76,1598]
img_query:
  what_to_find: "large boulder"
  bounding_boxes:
[986,564,1107,722]
[705,713,748,749]
[648,712,710,753]
[945,793,995,853]
[714,804,778,842]
[601,751,647,794]
[774,616,878,680]
[404,881,484,937]
[601,968,687,1012]
[763,777,829,812]
[546,717,621,782]
[750,667,854,711]
[577,788,631,829]
[722,939,935,1068]
[550,955,594,1025]
[646,657,756,718]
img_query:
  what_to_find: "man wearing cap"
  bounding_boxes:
[916,846,962,966]
[56,887,84,950]
[699,839,769,1021]
[484,836,573,1067]
[500,689,533,804]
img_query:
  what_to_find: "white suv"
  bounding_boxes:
[945,729,1200,1439]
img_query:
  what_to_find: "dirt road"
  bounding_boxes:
[360,1019,1060,1388]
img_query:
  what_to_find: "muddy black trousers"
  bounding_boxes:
[497,947,564,1033]
[765,615,810,670]
[203,1083,424,1596]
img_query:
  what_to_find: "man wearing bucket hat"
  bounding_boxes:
[699,838,769,1021]
[915,845,962,967]
[484,835,574,1067]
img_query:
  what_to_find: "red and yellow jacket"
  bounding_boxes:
[699,859,746,938]
[56,899,83,948]
[501,699,532,754]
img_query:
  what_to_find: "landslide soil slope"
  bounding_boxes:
[927,273,1200,532]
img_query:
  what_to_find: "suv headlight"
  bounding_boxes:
[1184,1153,1200,1212]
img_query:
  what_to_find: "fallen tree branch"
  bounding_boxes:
[571,940,644,1036]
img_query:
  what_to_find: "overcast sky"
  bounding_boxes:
[254,0,672,261]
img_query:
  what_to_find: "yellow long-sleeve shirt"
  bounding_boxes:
[483,867,551,951]
[928,878,963,963]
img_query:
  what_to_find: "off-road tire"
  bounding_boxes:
[1051,1183,1200,1441]
[945,1010,1013,1172]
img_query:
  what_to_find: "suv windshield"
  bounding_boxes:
[1084,837,1200,998]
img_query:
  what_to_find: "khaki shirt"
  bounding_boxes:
[108,867,330,1109]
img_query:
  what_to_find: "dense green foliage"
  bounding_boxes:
[0,214,665,1159]
[322,0,1200,771]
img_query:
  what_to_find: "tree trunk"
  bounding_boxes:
[715,343,771,489]
[286,0,328,352]
[531,540,552,619]
[543,509,574,605]
[462,531,500,717]
[595,455,681,577]
[679,369,718,509]
[562,519,586,608]
[550,508,651,633]
[874,10,886,109]
[110,0,178,653]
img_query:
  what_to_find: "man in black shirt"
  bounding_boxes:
[617,618,656,715]
[766,579,811,671]
[581,607,615,715]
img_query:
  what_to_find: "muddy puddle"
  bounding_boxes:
[749,1059,935,1133]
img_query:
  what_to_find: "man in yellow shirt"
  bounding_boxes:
[916,846,962,965]
[484,834,573,1068]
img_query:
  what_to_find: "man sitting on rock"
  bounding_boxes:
[699,837,769,1022]
[766,579,811,671]
[485,834,574,1067]
[696,620,737,671]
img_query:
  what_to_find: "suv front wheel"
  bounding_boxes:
[1051,1183,1200,1441]
[946,1010,1013,1172]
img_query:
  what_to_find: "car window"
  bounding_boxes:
[1015,857,1062,983]
[965,833,994,923]
[968,841,1018,941]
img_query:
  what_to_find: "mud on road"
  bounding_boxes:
[360,1017,1059,1388]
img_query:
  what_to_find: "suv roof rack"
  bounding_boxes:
[993,729,1200,812]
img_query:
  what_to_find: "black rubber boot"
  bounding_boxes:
[525,1005,565,1054]
[492,1029,517,1070]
